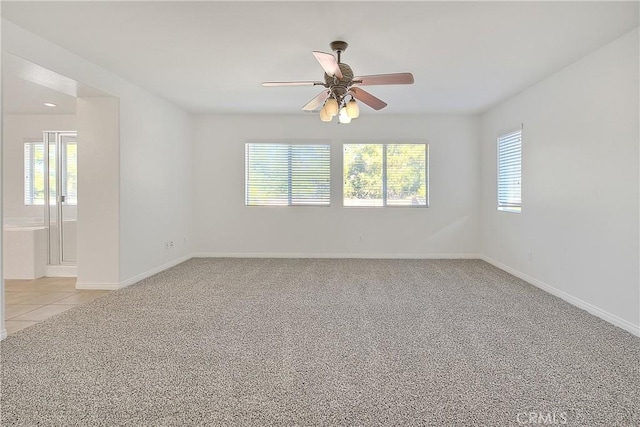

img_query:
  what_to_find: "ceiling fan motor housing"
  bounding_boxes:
[325,63,354,98]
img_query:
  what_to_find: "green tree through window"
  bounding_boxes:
[344,143,428,207]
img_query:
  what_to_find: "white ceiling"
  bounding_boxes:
[3,73,77,115]
[2,53,112,115]
[2,1,638,115]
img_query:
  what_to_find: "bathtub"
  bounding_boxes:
[4,217,45,228]
[3,219,48,279]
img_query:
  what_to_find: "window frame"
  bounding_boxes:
[342,142,429,208]
[497,127,522,213]
[244,141,331,207]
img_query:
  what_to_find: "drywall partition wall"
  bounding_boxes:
[76,97,120,288]
[193,114,480,257]
[118,95,193,285]
[480,28,640,335]
[3,20,193,287]
[2,114,76,219]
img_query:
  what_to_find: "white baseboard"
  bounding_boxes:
[0,329,7,341]
[192,252,482,260]
[75,282,123,290]
[118,255,193,289]
[45,265,77,277]
[75,255,192,291]
[481,255,640,338]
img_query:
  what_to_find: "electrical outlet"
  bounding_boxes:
[527,252,533,262]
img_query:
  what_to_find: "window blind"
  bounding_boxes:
[24,142,45,205]
[64,143,78,205]
[497,129,522,212]
[24,143,34,205]
[245,143,330,206]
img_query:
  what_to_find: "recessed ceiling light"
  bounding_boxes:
[44,102,57,107]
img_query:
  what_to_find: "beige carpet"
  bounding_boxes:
[1,258,639,425]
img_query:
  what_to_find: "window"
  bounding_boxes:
[245,143,330,206]
[343,143,428,207]
[24,142,48,205]
[497,129,522,213]
[24,141,78,206]
[61,142,78,205]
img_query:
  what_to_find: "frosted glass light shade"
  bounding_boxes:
[325,98,339,116]
[319,106,332,122]
[338,107,351,124]
[346,99,359,119]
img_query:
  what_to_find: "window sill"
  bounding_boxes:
[498,207,521,214]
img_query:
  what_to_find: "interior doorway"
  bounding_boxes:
[2,53,118,340]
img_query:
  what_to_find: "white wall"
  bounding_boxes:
[76,98,119,286]
[480,29,639,334]
[3,20,193,287]
[2,114,75,219]
[193,114,480,257]
[118,94,193,284]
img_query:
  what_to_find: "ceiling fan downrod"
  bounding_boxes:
[330,40,348,64]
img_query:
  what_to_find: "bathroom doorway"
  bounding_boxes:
[2,53,118,339]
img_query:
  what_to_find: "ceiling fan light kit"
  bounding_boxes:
[324,97,339,117]
[319,107,332,122]
[262,41,414,124]
[346,98,360,119]
[338,107,352,124]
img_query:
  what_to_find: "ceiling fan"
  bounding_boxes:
[262,41,414,123]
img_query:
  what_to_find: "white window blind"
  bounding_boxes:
[245,143,330,206]
[63,142,78,205]
[497,129,522,213]
[24,142,46,205]
[343,143,428,207]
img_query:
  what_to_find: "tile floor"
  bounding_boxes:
[4,277,110,336]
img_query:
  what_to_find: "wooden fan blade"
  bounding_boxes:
[350,87,387,110]
[262,81,323,87]
[302,90,330,111]
[312,51,343,79]
[353,73,414,86]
